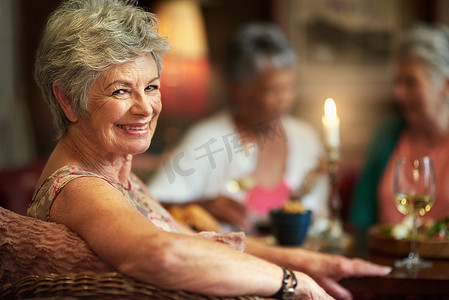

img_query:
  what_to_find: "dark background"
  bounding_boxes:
[11,0,447,162]
[1,0,447,216]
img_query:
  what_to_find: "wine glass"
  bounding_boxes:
[393,156,436,269]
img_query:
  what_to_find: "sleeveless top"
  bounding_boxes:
[28,165,180,232]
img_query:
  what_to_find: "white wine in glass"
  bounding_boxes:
[393,156,436,268]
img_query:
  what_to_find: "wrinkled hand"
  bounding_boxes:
[293,271,335,299]
[202,196,251,230]
[291,250,391,300]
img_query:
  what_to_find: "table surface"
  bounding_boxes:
[251,226,449,298]
[340,253,449,298]
[334,230,449,299]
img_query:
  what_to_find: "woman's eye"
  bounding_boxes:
[112,89,126,96]
[145,85,159,91]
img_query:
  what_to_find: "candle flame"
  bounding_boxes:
[324,98,337,117]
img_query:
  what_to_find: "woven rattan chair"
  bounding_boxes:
[0,207,263,299]
[0,272,262,299]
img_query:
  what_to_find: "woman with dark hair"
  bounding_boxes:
[149,23,329,234]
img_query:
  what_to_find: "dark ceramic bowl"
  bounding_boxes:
[270,209,311,246]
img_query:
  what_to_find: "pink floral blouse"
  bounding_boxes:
[28,165,180,232]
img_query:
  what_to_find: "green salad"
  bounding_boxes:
[379,215,449,240]
[427,216,449,240]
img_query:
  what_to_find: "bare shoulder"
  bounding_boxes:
[50,176,136,230]
[49,176,165,270]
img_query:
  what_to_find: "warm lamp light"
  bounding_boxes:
[155,0,210,117]
[156,0,208,59]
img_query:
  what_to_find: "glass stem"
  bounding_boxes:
[409,214,419,262]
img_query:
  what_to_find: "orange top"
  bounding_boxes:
[378,131,449,224]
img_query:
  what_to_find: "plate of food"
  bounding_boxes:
[368,215,449,258]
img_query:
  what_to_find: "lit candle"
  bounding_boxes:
[322,98,340,148]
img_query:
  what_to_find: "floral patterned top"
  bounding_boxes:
[28,165,180,232]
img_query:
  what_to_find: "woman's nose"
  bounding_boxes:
[131,94,157,117]
[279,87,295,108]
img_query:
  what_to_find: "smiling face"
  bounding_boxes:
[77,53,161,157]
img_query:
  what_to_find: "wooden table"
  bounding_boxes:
[250,227,449,298]
[335,229,449,299]
[340,253,449,299]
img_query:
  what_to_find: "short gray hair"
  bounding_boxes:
[225,23,297,86]
[34,0,169,139]
[395,23,449,83]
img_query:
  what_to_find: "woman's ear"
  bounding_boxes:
[53,83,78,122]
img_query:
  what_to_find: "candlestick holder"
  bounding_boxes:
[321,145,352,253]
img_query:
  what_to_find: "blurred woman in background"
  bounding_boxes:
[149,23,329,234]
[351,23,449,228]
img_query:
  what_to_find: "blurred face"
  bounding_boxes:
[238,67,296,121]
[81,53,161,156]
[394,57,447,129]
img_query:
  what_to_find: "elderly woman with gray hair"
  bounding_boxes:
[351,23,449,228]
[27,1,390,299]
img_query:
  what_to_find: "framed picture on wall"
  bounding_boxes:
[288,0,402,79]
[286,0,403,167]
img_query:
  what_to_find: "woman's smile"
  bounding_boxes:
[116,122,150,134]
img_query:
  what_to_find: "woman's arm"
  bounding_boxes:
[49,177,331,298]
[199,195,251,230]
[245,240,391,300]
